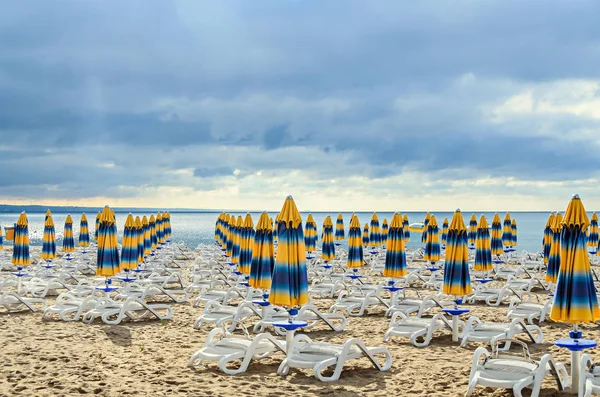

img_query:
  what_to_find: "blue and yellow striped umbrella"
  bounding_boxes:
[423,215,441,264]
[335,213,345,241]
[78,213,90,248]
[321,215,336,261]
[226,216,235,257]
[543,212,555,264]
[238,214,255,275]
[384,213,407,278]
[135,216,144,264]
[474,215,493,273]
[511,219,518,249]
[273,214,280,243]
[441,217,449,248]
[63,215,75,254]
[94,211,101,242]
[363,223,370,246]
[442,210,472,296]
[347,215,364,269]
[381,218,389,246]
[121,214,138,271]
[490,213,504,256]
[402,214,410,242]
[588,213,599,252]
[156,212,165,245]
[96,206,120,276]
[232,215,243,265]
[142,216,151,257]
[502,213,513,250]
[550,195,600,324]
[546,213,563,284]
[370,213,381,247]
[468,214,477,247]
[163,212,172,241]
[215,213,223,244]
[269,196,309,308]
[304,214,318,252]
[149,215,158,251]
[41,213,57,261]
[421,212,431,244]
[0,225,3,251]
[12,212,30,267]
[250,212,274,290]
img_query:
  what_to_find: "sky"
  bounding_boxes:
[1,1,600,212]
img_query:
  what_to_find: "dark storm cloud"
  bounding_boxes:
[1,0,600,199]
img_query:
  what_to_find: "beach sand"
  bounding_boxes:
[0,262,592,397]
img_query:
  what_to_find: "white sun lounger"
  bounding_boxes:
[189,323,286,375]
[194,301,263,330]
[466,339,568,397]
[580,354,600,397]
[384,313,455,347]
[460,317,543,348]
[42,292,99,321]
[255,303,347,335]
[277,335,392,382]
[506,298,552,324]
[82,297,172,325]
[0,291,46,312]
[329,289,389,317]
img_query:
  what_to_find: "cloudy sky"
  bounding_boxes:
[1,1,600,211]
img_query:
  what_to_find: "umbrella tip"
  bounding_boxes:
[286,195,293,199]
[456,208,461,212]
[572,193,580,199]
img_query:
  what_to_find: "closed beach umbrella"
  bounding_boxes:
[249,212,275,290]
[304,214,318,252]
[546,213,563,284]
[96,206,120,277]
[135,216,144,264]
[149,215,158,251]
[403,214,410,242]
[78,213,90,248]
[94,211,101,242]
[363,224,370,246]
[0,225,3,251]
[424,215,441,264]
[442,210,472,297]
[346,215,364,269]
[490,213,504,256]
[63,215,75,254]
[321,216,335,261]
[12,212,30,267]
[588,213,599,252]
[121,214,138,271]
[335,213,345,241]
[502,213,513,250]
[421,212,431,244]
[226,216,235,257]
[441,218,449,247]
[511,219,518,249]
[215,213,222,243]
[269,196,308,308]
[238,214,255,275]
[468,214,477,247]
[220,214,228,248]
[381,218,389,246]
[370,213,381,247]
[543,212,555,264]
[142,216,151,257]
[156,212,165,245]
[41,213,57,261]
[474,215,493,273]
[384,213,407,278]
[550,195,600,323]
[232,215,243,265]
[163,212,172,241]
[44,209,51,221]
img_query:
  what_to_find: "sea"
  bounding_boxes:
[0,210,582,253]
